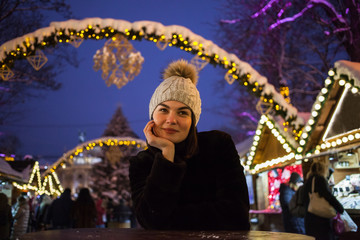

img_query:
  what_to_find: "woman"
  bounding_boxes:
[11,196,30,240]
[72,188,97,228]
[129,59,250,230]
[303,161,344,240]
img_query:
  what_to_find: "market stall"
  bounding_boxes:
[297,60,360,228]
[242,60,360,232]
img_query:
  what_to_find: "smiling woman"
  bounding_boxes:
[129,59,250,230]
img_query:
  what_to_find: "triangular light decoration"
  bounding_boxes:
[27,50,48,71]
[156,40,168,51]
[256,99,274,115]
[190,55,209,72]
[224,71,236,85]
[0,65,14,81]
[69,36,84,48]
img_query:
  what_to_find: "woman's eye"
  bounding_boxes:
[179,111,190,116]
[159,108,168,112]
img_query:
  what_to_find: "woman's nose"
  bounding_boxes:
[166,112,177,124]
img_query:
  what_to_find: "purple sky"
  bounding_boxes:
[2,0,239,164]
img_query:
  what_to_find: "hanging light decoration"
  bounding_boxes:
[256,97,274,115]
[93,34,144,89]
[69,36,84,48]
[26,50,48,71]
[0,64,14,81]
[190,54,209,72]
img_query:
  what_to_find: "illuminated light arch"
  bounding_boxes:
[42,136,147,177]
[0,18,304,133]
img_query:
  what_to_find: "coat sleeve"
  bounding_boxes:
[129,132,250,230]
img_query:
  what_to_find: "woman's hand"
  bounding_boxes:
[144,120,175,162]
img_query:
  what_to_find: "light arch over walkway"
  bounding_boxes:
[0,18,304,132]
[42,136,147,178]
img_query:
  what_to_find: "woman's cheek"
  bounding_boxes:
[153,124,160,136]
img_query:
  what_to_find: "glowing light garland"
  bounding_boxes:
[11,161,63,196]
[42,136,147,178]
[246,115,299,173]
[298,65,360,157]
[0,18,303,134]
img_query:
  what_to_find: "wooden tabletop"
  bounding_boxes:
[19,228,315,240]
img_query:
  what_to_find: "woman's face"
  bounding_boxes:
[152,101,192,144]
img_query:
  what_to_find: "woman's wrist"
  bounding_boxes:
[162,145,175,162]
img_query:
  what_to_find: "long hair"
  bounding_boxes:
[76,188,95,205]
[183,113,198,159]
[306,161,327,179]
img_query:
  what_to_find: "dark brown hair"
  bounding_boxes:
[306,161,327,179]
[183,112,198,159]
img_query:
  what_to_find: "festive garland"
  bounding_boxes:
[42,136,147,178]
[246,115,299,173]
[0,18,303,134]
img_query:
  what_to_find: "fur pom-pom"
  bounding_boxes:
[163,59,198,85]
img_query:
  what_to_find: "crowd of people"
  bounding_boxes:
[0,187,133,240]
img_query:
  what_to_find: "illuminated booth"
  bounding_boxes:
[241,114,307,232]
[242,60,360,232]
[297,60,360,226]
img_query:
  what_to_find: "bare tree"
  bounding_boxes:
[0,0,78,124]
[212,0,354,141]
[0,132,21,154]
[250,0,360,62]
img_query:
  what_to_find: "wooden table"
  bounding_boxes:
[19,228,314,240]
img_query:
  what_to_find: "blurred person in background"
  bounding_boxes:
[11,196,30,240]
[72,188,96,228]
[279,172,305,234]
[0,193,12,240]
[95,196,106,228]
[46,188,74,229]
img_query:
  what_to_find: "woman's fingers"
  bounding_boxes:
[143,121,156,144]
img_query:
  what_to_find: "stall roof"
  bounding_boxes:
[244,115,300,173]
[243,60,360,174]
[236,137,254,158]
[299,60,360,156]
[0,158,26,182]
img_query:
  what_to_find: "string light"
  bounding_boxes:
[245,115,297,173]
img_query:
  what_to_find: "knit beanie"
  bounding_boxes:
[149,59,201,125]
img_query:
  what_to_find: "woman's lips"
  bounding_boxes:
[163,128,178,134]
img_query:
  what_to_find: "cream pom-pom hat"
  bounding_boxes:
[149,59,201,125]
